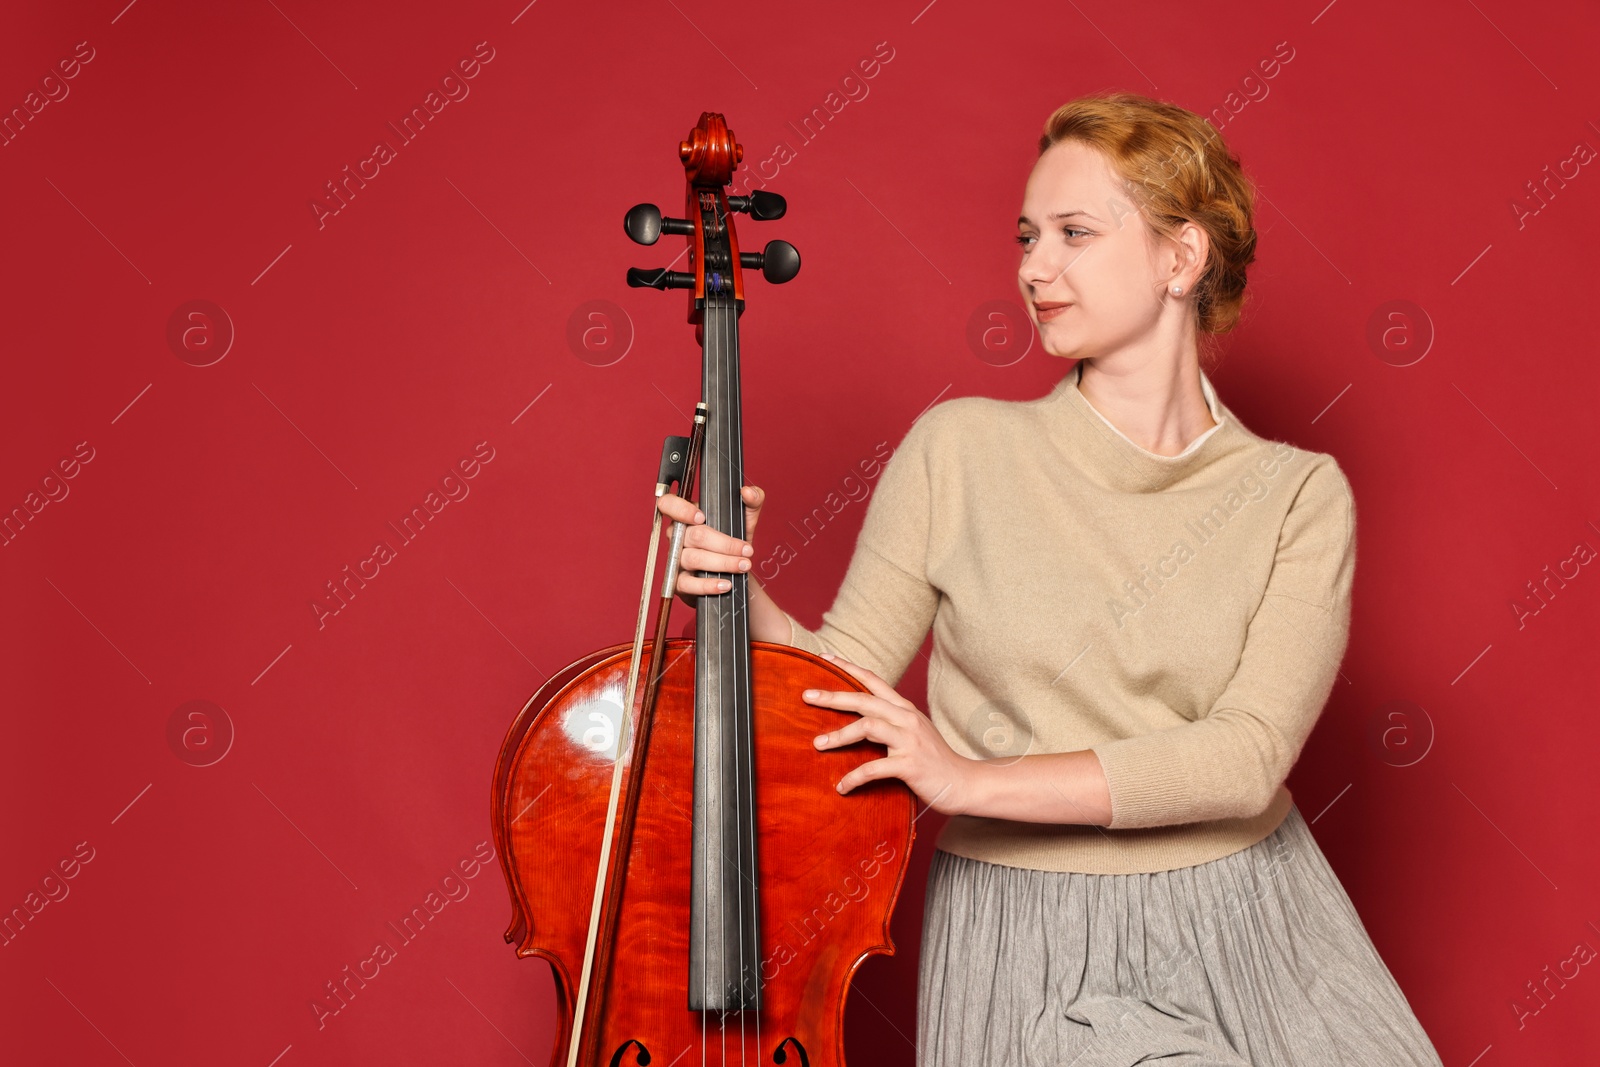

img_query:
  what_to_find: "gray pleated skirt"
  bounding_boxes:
[917,804,1444,1066]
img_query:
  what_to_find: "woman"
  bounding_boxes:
[658,93,1445,1066]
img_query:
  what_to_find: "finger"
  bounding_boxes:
[813,716,895,751]
[836,756,903,796]
[677,572,732,596]
[817,654,918,711]
[679,544,753,577]
[742,485,765,539]
[685,522,755,561]
[802,687,909,725]
[657,493,705,525]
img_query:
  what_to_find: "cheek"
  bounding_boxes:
[1086,243,1153,306]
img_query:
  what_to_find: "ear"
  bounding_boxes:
[1174,219,1210,287]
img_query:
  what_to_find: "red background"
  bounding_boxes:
[4,0,1598,1063]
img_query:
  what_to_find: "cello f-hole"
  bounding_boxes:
[771,1036,809,1065]
[607,1038,651,1066]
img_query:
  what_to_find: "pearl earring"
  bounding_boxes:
[1171,285,1184,295]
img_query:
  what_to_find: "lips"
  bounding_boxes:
[1034,302,1072,322]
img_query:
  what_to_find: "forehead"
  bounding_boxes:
[1020,140,1127,215]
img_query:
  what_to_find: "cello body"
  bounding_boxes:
[492,111,916,1066]
[493,639,914,1065]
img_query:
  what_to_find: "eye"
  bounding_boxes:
[1014,227,1091,250]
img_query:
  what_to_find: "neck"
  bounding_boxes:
[1074,355,1216,458]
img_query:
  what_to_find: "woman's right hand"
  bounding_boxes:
[656,485,765,608]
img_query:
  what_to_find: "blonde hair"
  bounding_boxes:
[1038,92,1258,362]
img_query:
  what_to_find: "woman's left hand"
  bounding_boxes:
[803,652,975,816]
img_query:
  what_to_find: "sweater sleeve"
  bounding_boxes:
[1090,457,1357,830]
[783,414,941,689]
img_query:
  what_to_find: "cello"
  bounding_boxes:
[491,112,916,1066]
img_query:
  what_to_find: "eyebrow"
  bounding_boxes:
[1017,210,1100,225]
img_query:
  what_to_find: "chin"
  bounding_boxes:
[1037,333,1084,360]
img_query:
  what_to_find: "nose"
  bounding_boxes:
[1018,244,1068,293]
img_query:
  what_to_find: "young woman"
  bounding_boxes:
[658,93,1445,1067]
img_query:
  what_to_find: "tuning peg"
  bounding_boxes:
[727,191,786,220]
[627,267,696,290]
[739,240,801,284]
[624,203,694,246]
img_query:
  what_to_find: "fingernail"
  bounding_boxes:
[820,652,835,660]
[717,580,731,590]
[694,511,704,522]
[742,544,753,556]
[813,734,826,747]
[803,689,819,699]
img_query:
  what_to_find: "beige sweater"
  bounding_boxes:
[784,361,1356,874]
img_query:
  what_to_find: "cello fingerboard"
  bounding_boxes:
[688,275,763,1011]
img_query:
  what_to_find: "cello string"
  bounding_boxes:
[727,284,750,1062]
[719,276,748,1064]
[719,244,730,1065]
[714,232,739,1060]
[714,242,734,1059]
[723,281,746,1065]
[722,264,749,1062]
[728,276,755,1062]
[704,191,716,1067]
[724,280,740,1063]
